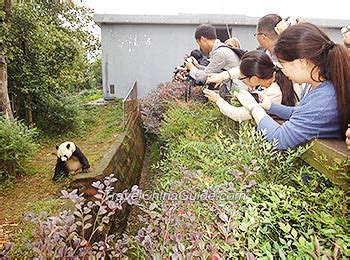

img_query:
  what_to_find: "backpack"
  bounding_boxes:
[216,45,247,59]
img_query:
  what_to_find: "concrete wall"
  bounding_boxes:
[96,14,349,99]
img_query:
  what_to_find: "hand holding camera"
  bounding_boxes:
[257,92,272,111]
[274,17,302,35]
[203,88,220,103]
[341,26,350,46]
[206,73,225,87]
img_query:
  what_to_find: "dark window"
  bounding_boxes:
[109,84,115,94]
[215,26,232,43]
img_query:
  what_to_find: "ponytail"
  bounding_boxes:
[274,68,297,106]
[327,44,350,137]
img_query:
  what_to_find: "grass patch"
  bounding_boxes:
[78,88,104,102]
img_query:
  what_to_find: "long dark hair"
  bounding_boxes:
[274,22,350,138]
[240,50,297,106]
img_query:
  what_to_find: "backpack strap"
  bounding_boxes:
[216,45,247,59]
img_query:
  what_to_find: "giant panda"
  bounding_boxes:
[53,141,90,181]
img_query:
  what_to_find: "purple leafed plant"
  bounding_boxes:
[24,174,140,258]
[0,243,13,260]
[140,82,186,135]
[133,200,222,258]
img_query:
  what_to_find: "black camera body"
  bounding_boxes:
[203,82,217,90]
[251,92,260,102]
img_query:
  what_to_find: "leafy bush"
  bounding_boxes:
[159,101,226,143]
[19,175,139,259]
[0,116,38,184]
[160,102,310,186]
[33,94,82,135]
[90,57,102,88]
[140,82,210,135]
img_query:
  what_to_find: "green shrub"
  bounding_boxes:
[33,94,82,135]
[0,116,38,184]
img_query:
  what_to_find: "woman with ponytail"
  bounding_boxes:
[204,50,299,122]
[234,22,350,150]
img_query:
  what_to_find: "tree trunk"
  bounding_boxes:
[4,0,12,22]
[24,94,33,126]
[0,0,14,120]
[0,61,14,120]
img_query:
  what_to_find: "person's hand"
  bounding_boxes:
[189,56,199,67]
[234,89,259,111]
[341,26,350,45]
[203,89,220,103]
[206,73,225,85]
[185,59,195,70]
[175,66,187,72]
[346,127,350,150]
[274,19,290,35]
[258,92,272,110]
[275,17,302,35]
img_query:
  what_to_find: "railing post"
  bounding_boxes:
[122,81,138,130]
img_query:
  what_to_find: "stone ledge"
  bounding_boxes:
[301,139,350,190]
[70,110,145,234]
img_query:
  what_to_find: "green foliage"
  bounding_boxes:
[159,101,309,186]
[33,94,83,135]
[63,99,123,140]
[90,57,102,87]
[242,183,349,257]
[4,0,101,134]
[160,101,228,143]
[78,88,103,103]
[93,100,123,139]
[129,100,349,258]
[0,116,38,185]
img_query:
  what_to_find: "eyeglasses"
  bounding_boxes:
[254,32,266,37]
[238,76,249,80]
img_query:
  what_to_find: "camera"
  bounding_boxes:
[203,82,217,90]
[341,26,350,35]
[251,92,260,102]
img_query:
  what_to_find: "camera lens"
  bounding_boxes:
[251,92,260,102]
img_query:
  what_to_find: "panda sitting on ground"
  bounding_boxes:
[53,141,90,181]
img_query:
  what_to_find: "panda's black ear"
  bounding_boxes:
[56,145,59,150]
[66,143,70,149]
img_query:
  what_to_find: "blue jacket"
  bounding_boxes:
[258,81,341,150]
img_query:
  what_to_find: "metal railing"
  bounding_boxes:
[122,81,138,129]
